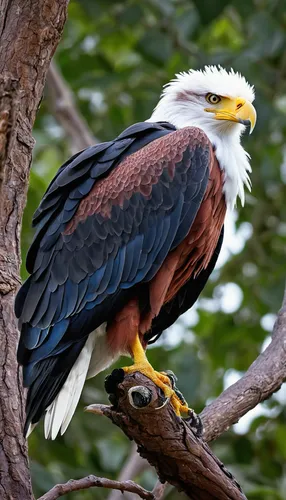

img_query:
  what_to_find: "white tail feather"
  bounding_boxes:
[44,331,97,439]
[27,324,117,439]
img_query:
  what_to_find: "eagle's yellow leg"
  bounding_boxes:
[123,333,189,416]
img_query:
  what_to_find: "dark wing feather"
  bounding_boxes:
[16,122,212,430]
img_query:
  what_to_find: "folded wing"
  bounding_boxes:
[15,122,212,432]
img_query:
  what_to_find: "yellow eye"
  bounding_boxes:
[206,93,221,105]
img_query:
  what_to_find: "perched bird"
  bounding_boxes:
[16,66,256,439]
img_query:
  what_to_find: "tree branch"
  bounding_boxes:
[46,61,97,153]
[0,1,69,498]
[201,287,286,442]
[38,475,156,500]
[86,374,246,500]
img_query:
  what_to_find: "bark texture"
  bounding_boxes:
[87,372,247,500]
[0,1,69,498]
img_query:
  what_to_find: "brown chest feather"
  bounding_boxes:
[148,156,226,321]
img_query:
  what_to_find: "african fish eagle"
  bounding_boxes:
[16,65,256,439]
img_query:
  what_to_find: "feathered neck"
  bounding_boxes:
[147,98,252,210]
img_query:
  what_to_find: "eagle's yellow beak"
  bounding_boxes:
[206,97,257,134]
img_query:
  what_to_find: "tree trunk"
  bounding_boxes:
[0,1,69,498]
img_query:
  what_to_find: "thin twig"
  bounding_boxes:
[46,61,97,153]
[38,475,155,500]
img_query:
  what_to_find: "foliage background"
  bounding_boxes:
[24,0,286,498]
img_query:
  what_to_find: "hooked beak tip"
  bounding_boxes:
[238,118,254,135]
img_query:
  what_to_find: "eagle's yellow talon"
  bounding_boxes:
[123,333,192,417]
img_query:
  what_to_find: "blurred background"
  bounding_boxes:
[25,0,286,498]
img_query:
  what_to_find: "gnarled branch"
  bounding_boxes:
[46,61,97,153]
[86,373,246,500]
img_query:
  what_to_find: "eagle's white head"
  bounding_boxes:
[149,66,256,209]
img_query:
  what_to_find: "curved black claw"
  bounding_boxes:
[163,370,187,405]
[163,370,203,437]
[185,410,203,438]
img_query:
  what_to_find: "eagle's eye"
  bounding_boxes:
[206,93,221,105]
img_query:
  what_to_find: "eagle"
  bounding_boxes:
[16,66,256,439]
